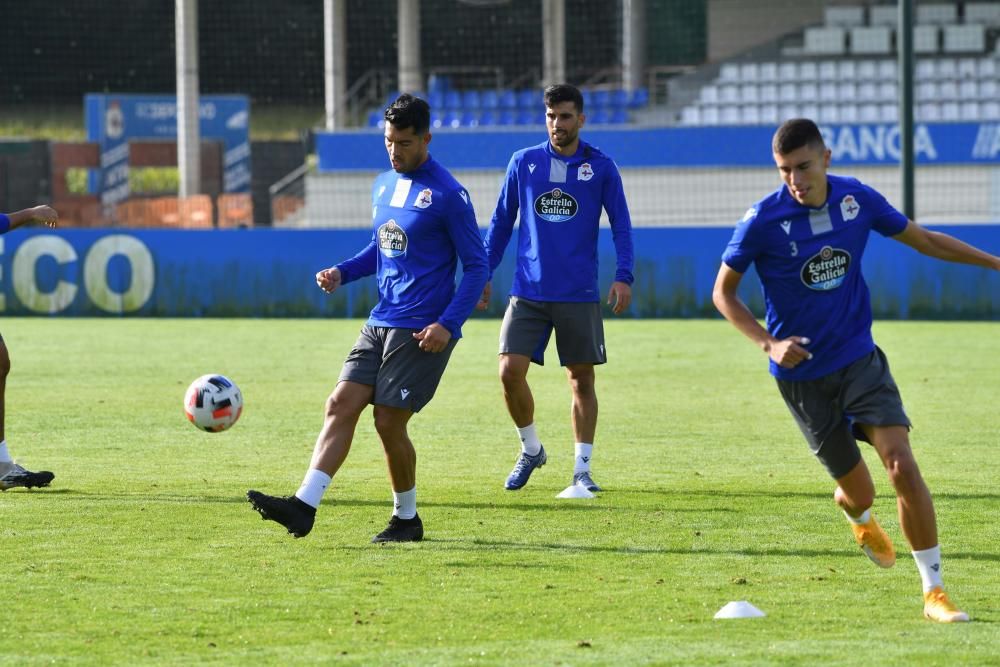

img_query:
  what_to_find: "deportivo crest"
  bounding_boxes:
[414,188,433,209]
[378,219,407,258]
[578,162,594,181]
[533,188,578,222]
[801,245,851,291]
[840,194,860,221]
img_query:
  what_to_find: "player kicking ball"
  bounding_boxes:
[714,118,1000,622]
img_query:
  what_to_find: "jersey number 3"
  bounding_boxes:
[789,241,799,257]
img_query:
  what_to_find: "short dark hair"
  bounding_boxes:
[543,84,584,112]
[385,94,430,134]
[772,118,825,155]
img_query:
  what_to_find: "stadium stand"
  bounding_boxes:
[677,1,1000,127]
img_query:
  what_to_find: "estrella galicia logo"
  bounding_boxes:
[533,188,578,222]
[801,245,851,290]
[378,219,407,258]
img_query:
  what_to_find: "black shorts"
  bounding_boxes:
[498,296,606,366]
[775,347,911,479]
[339,325,457,413]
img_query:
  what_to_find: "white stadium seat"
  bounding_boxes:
[759,104,779,124]
[778,62,797,80]
[798,61,818,80]
[759,83,778,102]
[879,103,898,123]
[856,59,878,80]
[857,82,879,102]
[719,63,740,82]
[758,62,779,82]
[740,84,760,104]
[914,25,940,54]
[917,4,958,25]
[818,60,838,80]
[799,103,820,120]
[940,101,960,120]
[720,84,740,103]
[743,106,761,125]
[779,83,798,103]
[877,59,898,79]
[701,106,720,125]
[917,81,939,101]
[957,58,978,78]
[935,58,958,79]
[739,63,760,81]
[839,104,859,123]
[799,82,818,101]
[858,103,880,122]
[981,101,1000,120]
[869,5,897,27]
[720,106,741,125]
[837,81,858,100]
[700,85,719,104]
[959,101,980,121]
[916,59,937,79]
[850,26,892,55]
[977,57,997,79]
[818,104,840,123]
[942,24,986,53]
[803,27,847,55]
[938,80,959,99]
[877,82,898,102]
[959,80,979,99]
[779,104,800,121]
[681,105,701,125]
[965,3,1000,26]
[917,102,942,121]
[824,6,865,27]
[837,60,858,79]
[978,79,997,100]
[819,83,839,102]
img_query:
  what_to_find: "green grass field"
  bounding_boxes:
[2,318,998,666]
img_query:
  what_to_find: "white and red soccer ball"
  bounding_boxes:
[184,374,243,432]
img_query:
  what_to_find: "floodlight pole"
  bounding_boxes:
[898,0,915,219]
[542,0,566,86]
[622,0,647,92]
[176,0,201,198]
[398,0,422,93]
[324,0,347,130]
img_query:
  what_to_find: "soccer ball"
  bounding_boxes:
[184,374,243,432]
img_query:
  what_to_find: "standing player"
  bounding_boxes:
[0,205,58,491]
[713,118,1000,622]
[478,84,634,492]
[247,94,488,542]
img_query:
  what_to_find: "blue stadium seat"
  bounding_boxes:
[497,110,516,125]
[427,75,451,96]
[431,111,446,129]
[609,88,629,110]
[588,108,610,124]
[367,110,383,128]
[581,88,594,109]
[460,111,479,127]
[516,109,539,125]
[629,87,649,109]
[481,90,499,110]
[444,90,462,110]
[479,110,498,126]
[428,90,446,111]
[592,89,611,110]
[443,111,462,128]
[517,89,538,110]
[462,90,481,110]
[498,89,517,110]
[609,108,629,124]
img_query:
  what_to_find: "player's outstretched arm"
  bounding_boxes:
[712,263,812,368]
[5,205,58,229]
[893,220,1000,270]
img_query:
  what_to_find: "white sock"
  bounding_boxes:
[574,442,593,474]
[294,468,331,509]
[393,486,417,519]
[517,423,542,456]
[0,441,11,464]
[843,508,871,525]
[912,545,944,593]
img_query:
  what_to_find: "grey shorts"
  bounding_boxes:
[775,347,911,479]
[339,325,457,412]
[498,296,606,366]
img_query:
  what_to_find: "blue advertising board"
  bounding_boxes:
[316,122,1000,171]
[84,94,251,206]
[1,227,998,319]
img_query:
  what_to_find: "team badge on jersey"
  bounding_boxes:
[378,219,407,258]
[578,162,594,181]
[801,245,851,291]
[415,188,433,209]
[840,194,860,221]
[534,188,579,222]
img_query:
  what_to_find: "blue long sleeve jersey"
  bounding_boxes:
[484,140,634,302]
[722,174,909,382]
[334,156,489,339]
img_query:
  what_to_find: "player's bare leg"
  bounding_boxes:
[500,353,547,489]
[566,363,600,491]
[372,405,422,542]
[860,424,968,622]
[246,381,372,538]
[834,458,893,567]
[0,340,54,491]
